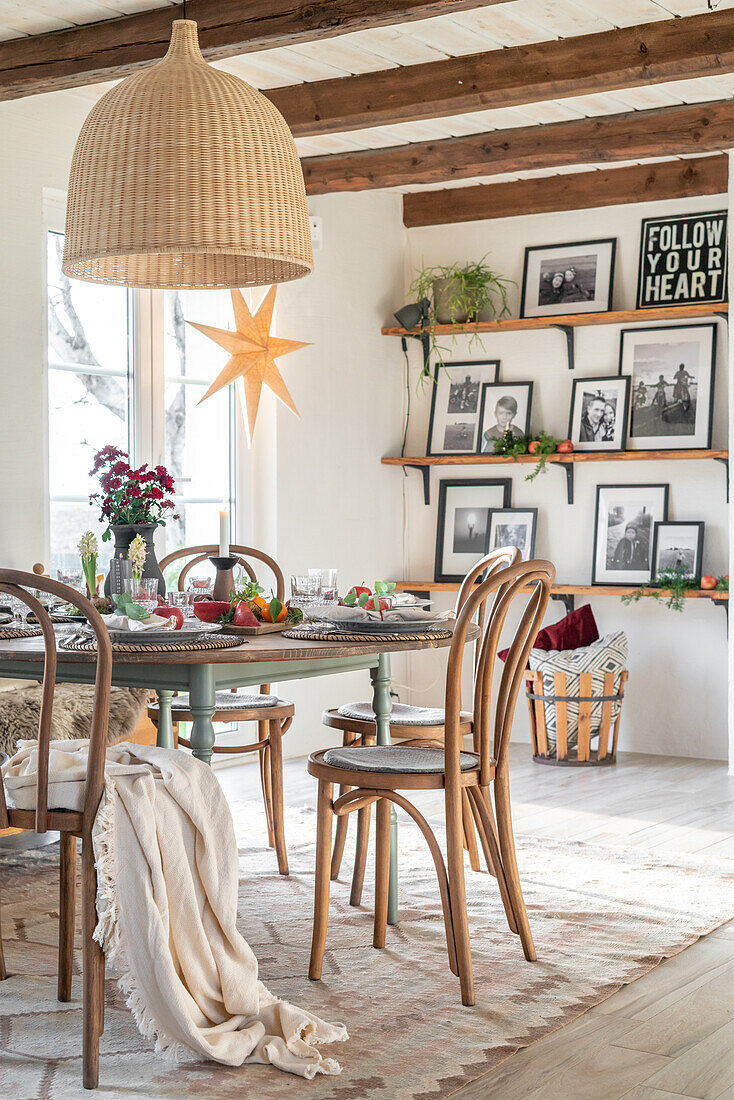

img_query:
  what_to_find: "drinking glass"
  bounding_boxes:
[308,568,338,602]
[9,592,30,627]
[290,574,322,612]
[171,590,195,618]
[123,577,158,614]
[188,576,213,599]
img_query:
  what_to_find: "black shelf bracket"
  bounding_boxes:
[403,331,432,377]
[551,324,575,370]
[711,597,729,628]
[552,592,576,615]
[714,456,729,503]
[714,310,729,325]
[561,462,574,504]
[405,463,431,505]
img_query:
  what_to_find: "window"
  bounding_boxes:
[46,230,134,575]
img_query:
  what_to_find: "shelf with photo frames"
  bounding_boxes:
[382,450,729,506]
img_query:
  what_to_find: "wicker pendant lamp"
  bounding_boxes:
[62,18,313,289]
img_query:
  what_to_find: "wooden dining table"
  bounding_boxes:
[0,627,469,926]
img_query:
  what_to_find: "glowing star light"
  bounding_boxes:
[187,286,310,443]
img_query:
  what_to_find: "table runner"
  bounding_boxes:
[2,740,347,1078]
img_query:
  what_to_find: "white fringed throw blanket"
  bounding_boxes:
[2,740,347,1078]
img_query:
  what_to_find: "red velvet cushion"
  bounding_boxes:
[499,603,599,662]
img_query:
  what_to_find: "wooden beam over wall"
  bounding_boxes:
[402,156,730,227]
[269,10,734,137]
[302,100,734,194]
[0,0,513,101]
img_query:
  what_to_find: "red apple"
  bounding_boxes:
[346,585,371,600]
[363,596,390,612]
[527,440,540,454]
[232,601,260,628]
[557,440,574,453]
[154,605,184,630]
[701,575,717,590]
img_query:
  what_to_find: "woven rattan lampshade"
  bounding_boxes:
[62,20,313,289]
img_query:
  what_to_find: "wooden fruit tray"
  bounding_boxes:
[216,621,288,636]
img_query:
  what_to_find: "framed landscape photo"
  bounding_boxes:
[520,238,616,318]
[488,508,537,562]
[568,375,629,452]
[477,381,533,452]
[435,478,512,583]
[426,359,500,456]
[652,521,705,584]
[592,483,669,586]
[637,210,727,310]
[619,323,716,451]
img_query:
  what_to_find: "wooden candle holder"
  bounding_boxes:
[209,556,238,602]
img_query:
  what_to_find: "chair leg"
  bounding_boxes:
[309,779,334,980]
[467,785,518,935]
[446,786,475,1006]
[268,721,289,876]
[258,721,275,848]
[494,773,536,962]
[330,732,355,881]
[462,790,482,872]
[58,832,77,1002]
[349,802,372,907]
[82,838,104,1090]
[373,797,391,949]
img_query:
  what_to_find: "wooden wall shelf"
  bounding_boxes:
[383,450,729,505]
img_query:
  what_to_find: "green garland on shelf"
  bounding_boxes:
[621,571,728,613]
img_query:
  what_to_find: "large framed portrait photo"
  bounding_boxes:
[592,484,669,586]
[568,375,630,452]
[435,478,512,583]
[426,360,500,456]
[619,323,716,450]
[520,239,616,319]
[477,381,533,452]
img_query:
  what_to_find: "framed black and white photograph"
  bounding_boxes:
[592,484,669,586]
[426,359,500,456]
[568,375,630,452]
[520,239,616,318]
[637,211,727,310]
[619,323,716,450]
[477,382,533,452]
[435,478,512,583]
[488,508,537,562]
[652,521,705,583]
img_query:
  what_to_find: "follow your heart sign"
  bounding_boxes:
[637,210,727,310]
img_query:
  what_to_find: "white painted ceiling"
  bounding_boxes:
[2,0,732,193]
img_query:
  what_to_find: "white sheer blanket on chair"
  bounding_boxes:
[2,740,347,1078]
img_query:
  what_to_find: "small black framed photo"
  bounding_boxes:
[619,323,716,451]
[592,483,669,586]
[487,508,537,562]
[520,238,616,318]
[652,521,705,584]
[426,359,500,456]
[568,375,629,452]
[637,210,727,310]
[435,478,512,583]
[477,381,533,453]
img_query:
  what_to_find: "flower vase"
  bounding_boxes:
[105,522,165,597]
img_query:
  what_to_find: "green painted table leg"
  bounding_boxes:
[189,665,216,765]
[155,690,175,749]
[371,653,398,926]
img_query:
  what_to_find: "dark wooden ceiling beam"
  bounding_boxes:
[402,156,729,226]
[301,100,734,193]
[270,9,734,137]
[0,0,509,101]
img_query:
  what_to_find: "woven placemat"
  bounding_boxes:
[282,625,453,643]
[28,613,80,624]
[59,633,245,654]
[0,624,43,640]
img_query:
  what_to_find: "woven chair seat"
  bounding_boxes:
[322,745,478,775]
[335,701,448,726]
[149,690,285,713]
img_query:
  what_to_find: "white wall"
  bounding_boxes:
[403,196,729,760]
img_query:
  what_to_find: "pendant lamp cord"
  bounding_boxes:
[182,0,187,18]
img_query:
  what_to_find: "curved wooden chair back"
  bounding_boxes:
[159,543,285,601]
[454,546,520,671]
[445,559,554,790]
[0,570,113,835]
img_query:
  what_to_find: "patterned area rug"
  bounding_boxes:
[1,800,734,1100]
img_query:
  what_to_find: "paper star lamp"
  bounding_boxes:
[187,286,310,443]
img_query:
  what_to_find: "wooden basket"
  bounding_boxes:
[525,669,629,766]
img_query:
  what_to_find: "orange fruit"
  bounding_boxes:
[251,596,269,621]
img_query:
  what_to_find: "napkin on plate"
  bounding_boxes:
[309,604,454,624]
[104,613,177,632]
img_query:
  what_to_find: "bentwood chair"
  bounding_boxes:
[324,547,521,899]
[0,570,112,1089]
[307,557,554,1005]
[147,544,293,874]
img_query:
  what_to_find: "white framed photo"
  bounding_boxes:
[477,382,533,452]
[435,478,512,583]
[592,484,669,586]
[619,323,716,450]
[568,375,630,452]
[520,239,616,318]
[426,360,500,456]
[652,521,705,583]
[488,508,537,562]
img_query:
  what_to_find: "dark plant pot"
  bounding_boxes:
[433,277,474,324]
[105,522,165,597]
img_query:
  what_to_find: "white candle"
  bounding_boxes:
[219,507,229,557]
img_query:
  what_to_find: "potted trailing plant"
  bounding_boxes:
[90,445,178,596]
[408,256,514,365]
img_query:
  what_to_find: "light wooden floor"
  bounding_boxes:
[218,746,734,1100]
